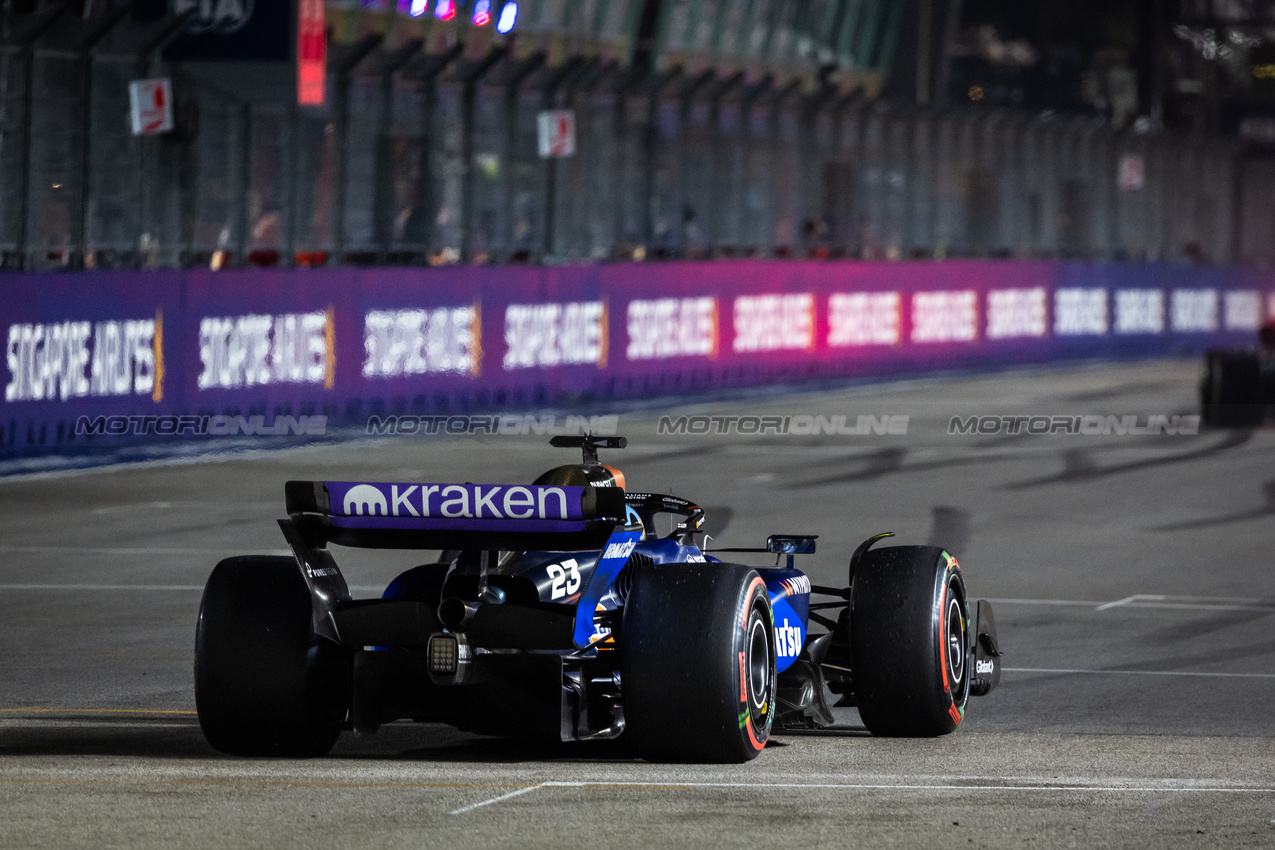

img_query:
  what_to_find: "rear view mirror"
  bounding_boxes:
[766,535,817,555]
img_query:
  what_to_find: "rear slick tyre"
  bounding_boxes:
[194,556,348,757]
[620,563,776,763]
[1200,350,1263,428]
[850,546,970,737]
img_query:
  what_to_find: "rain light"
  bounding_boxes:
[435,0,456,21]
[473,0,491,26]
[496,1,518,34]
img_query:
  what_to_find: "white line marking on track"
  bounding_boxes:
[0,546,293,556]
[1005,667,1275,679]
[1100,594,1275,612]
[988,596,1275,613]
[1108,601,1275,612]
[0,584,386,593]
[535,780,1275,793]
[445,779,1275,814]
[0,585,204,591]
[984,598,1103,607]
[449,785,542,815]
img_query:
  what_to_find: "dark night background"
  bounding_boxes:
[890,0,1275,145]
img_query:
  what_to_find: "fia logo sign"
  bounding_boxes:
[173,0,255,36]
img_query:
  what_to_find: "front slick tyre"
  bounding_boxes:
[620,564,775,763]
[851,546,970,737]
[195,556,347,757]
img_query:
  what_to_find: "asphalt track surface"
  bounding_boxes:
[2,358,1273,848]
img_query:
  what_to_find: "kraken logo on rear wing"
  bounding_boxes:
[283,479,626,552]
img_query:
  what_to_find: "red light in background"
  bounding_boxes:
[435,0,455,21]
[473,0,491,26]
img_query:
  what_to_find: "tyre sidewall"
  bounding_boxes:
[620,564,776,762]
[851,546,970,737]
[195,556,345,756]
[735,573,776,756]
[932,553,971,728]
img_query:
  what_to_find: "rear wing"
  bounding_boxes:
[284,480,626,551]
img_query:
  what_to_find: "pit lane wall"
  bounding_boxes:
[3,261,1273,458]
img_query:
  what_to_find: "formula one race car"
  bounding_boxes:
[194,436,1001,763]
[1200,324,1275,427]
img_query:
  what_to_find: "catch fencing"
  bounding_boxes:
[0,45,1264,271]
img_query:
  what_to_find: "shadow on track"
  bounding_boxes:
[1002,429,1254,490]
[0,715,667,764]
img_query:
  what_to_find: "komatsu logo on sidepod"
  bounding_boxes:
[343,485,389,516]
[775,619,803,659]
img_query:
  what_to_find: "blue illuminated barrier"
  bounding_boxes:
[1,261,1271,457]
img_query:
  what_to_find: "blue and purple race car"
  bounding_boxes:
[194,435,1001,762]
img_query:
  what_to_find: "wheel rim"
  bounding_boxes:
[747,613,771,713]
[945,590,966,689]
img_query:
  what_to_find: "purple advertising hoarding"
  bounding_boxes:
[2,261,1272,457]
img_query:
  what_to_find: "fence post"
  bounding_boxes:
[706,71,742,255]
[330,34,383,267]
[675,70,710,257]
[14,5,66,271]
[540,57,588,261]
[71,6,128,271]
[235,103,251,266]
[133,9,195,269]
[639,67,662,254]
[503,52,545,261]
[411,44,464,263]
[460,45,508,264]
[371,38,423,264]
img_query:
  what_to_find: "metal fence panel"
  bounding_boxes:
[28,51,79,267]
[0,47,27,258]
[0,44,1257,271]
